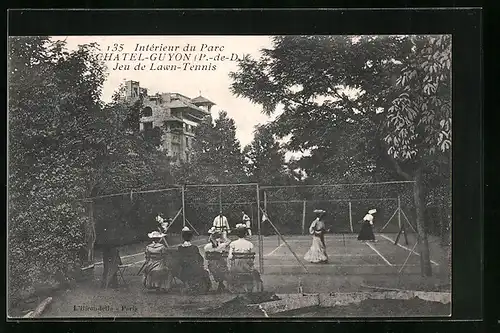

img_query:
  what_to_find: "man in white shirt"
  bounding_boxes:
[212,211,230,241]
[242,210,251,238]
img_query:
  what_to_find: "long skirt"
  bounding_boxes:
[357,222,376,241]
[304,235,328,263]
[143,259,172,290]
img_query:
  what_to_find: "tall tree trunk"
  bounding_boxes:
[86,201,96,264]
[413,168,433,277]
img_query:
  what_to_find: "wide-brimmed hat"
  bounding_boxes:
[148,231,166,239]
[368,209,377,214]
[235,223,247,230]
[313,209,326,214]
[182,226,191,232]
[208,227,221,234]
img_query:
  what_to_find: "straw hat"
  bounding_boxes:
[235,223,247,230]
[313,209,326,214]
[363,214,374,222]
[182,226,191,232]
[148,231,166,239]
[368,209,377,214]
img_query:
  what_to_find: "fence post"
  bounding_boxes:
[182,185,186,227]
[256,184,263,274]
[219,187,222,213]
[302,200,307,235]
[397,196,402,229]
[348,201,353,233]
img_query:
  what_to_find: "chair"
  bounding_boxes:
[205,251,229,287]
[228,252,263,292]
[117,264,131,285]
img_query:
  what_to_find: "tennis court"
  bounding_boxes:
[104,231,448,295]
[253,233,444,276]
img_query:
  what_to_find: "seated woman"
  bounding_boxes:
[177,226,211,294]
[142,231,172,292]
[204,227,231,292]
[227,224,263,293]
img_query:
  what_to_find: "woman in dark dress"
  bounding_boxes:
[177,226,211,294]
[357,209,377,242]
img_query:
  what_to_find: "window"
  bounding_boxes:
[143,107,153,117]
[143,122,153,131]
[185,137,189,147]
[185,152,189,162]
[133,87,138,97]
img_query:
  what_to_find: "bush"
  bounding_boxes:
[8,195,86,307]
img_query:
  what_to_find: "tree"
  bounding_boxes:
[230,35,451,276]
[171,111,250,233]
[383,35,451,275]
[243,124,289,185]
[8,36,106,303]
[8,37,176,306]
[182,110,246,184]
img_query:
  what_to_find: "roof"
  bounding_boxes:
[191,95,215,106]
[167,100,210,115]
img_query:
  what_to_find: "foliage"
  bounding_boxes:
[178,110,246,184]
[384,35,452,160]
[243,124,289,184]
[230,36,412,183]
[8,36,106,304]
[229,35,451,276]
[8,37,176,306]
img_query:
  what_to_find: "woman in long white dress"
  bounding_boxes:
[304,209,328,264]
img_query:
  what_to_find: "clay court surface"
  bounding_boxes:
[10,232,449,318]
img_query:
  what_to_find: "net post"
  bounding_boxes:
[397,196,402,229]
[182,185,186,228]
[219,187,222,213]
[348,201,353,233]
[302,200,306,235]
[256,184,263,274]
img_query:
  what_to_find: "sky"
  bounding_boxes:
[51,36,284,152]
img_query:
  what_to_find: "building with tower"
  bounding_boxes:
[123,80,215,163]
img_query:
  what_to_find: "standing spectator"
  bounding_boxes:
[242,210,252,238]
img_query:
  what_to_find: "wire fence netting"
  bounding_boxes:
[262,182,417,236]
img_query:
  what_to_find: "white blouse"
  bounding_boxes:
[228,238,254,259]
[363,214,374,224]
